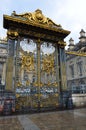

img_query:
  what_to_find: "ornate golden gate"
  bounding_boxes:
[3,9,70,112]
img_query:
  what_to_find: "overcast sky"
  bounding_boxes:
[0,0,86,47]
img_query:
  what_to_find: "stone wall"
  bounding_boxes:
[72,94,86,107]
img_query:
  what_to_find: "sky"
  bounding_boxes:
[0,0,86,47]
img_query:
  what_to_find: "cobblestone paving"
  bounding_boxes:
[28,109,86,130]
[74,108,86,115]
[0,108,86,130]
[18,115,40,130]
[0,117,23,130]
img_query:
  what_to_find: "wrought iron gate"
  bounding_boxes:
[3,9,70,112]
[15,38,59,111]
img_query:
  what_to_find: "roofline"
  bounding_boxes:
[3,15,70,37]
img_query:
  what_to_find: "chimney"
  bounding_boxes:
[79,29,86,42]
[68,38,75,50]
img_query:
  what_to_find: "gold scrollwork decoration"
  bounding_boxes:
[21,53,35,72]
[16,81,22,87]
[52,82,58,87]
[58,40,66,47]
[42,54,55,74]
[26,80,30,86]
[12,9,61,28]
[7,30,18,40]
[33,82,43,87]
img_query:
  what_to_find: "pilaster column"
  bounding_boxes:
[59,40,67,91]
[5,29,18,91]
[14,38,20,89]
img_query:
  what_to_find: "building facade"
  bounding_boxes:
[0,29,86,94]
[0,38,7,85]
[66,29,86,93]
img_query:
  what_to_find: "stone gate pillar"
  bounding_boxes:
[59,41,67,91]
[5,30,18,91]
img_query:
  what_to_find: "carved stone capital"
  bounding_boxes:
[58,40,66,48]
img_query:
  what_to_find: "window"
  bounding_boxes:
[69,64,74,78]
[77,61,83,76]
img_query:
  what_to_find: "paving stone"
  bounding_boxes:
[0,117,23,130]
[0,108,86,130]
[28,108,86,130]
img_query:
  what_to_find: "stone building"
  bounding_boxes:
[66,29,86,93]
[0,38,7,87]
[0,29,86,93]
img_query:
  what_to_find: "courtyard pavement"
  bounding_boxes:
[0,108,86,130]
